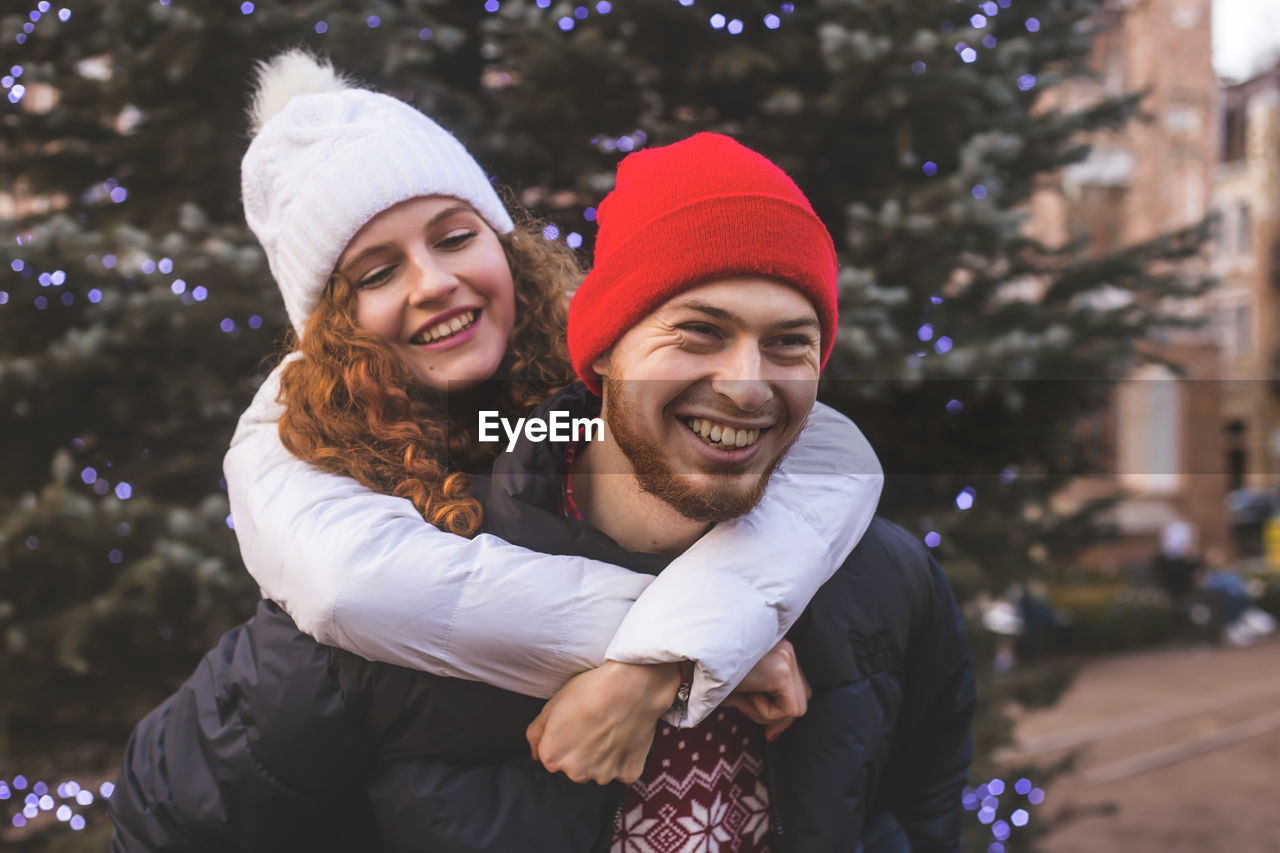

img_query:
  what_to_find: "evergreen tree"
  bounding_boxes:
[0,0,1207,847]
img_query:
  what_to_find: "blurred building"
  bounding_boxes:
[1213,62,1280,498]
[1026,0,1231,566]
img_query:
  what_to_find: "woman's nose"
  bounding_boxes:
[405,254,460,305]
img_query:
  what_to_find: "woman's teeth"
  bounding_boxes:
[684,417,762,450]
[412,310,478,344]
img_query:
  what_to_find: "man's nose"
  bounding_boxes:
[709,341,773,413]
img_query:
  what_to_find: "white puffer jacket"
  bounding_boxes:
[224,360,883,726]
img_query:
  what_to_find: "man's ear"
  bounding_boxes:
[591,347,613,381]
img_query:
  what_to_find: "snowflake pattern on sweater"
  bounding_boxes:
[610,710,772,853]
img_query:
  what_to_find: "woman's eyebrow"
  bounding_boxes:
[339,204,475,270]
[426,204,474,227]
[339,242,393,272]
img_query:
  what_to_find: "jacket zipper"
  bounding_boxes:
[592,782,627,853]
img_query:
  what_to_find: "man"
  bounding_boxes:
[110,134,973,853]
[503,133,973,851]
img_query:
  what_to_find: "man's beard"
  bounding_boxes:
[604,381,795,524]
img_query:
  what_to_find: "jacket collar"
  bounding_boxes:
[476,382,671,576]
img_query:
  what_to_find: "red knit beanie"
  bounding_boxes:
[568,132,838,395]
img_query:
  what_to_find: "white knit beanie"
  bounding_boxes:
[241,50,515,334]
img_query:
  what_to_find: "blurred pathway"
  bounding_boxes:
[1008,638,1280,852]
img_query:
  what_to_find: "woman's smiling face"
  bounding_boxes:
[337,196,516,392]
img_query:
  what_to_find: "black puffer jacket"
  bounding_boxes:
[110,385,975,853]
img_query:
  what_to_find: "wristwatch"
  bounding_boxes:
[671,661,694,716]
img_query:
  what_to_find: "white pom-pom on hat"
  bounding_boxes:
[241,50,514,335]
[247,48,354,135]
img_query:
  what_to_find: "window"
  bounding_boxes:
[1226,420,1246,493]
[1222,103,1247,163]
[1233,304,1253,359]
[1117,365,1181,494]
[1238,203,1252,254]
[1069,184,1129,254]
[1217,300,1253,361]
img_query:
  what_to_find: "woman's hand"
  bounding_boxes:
[527,660,680,785]
[722,639,811,742]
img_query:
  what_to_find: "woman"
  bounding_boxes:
[226,49,884,738]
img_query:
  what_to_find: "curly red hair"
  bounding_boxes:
[276,213,577,537]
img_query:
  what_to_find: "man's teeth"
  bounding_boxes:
[685,417,762,449]
[412,310,477,344]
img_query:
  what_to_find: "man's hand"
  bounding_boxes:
[722,639,811,742]
[527,660,680,785]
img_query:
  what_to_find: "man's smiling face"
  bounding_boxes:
[593,276,822,523]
